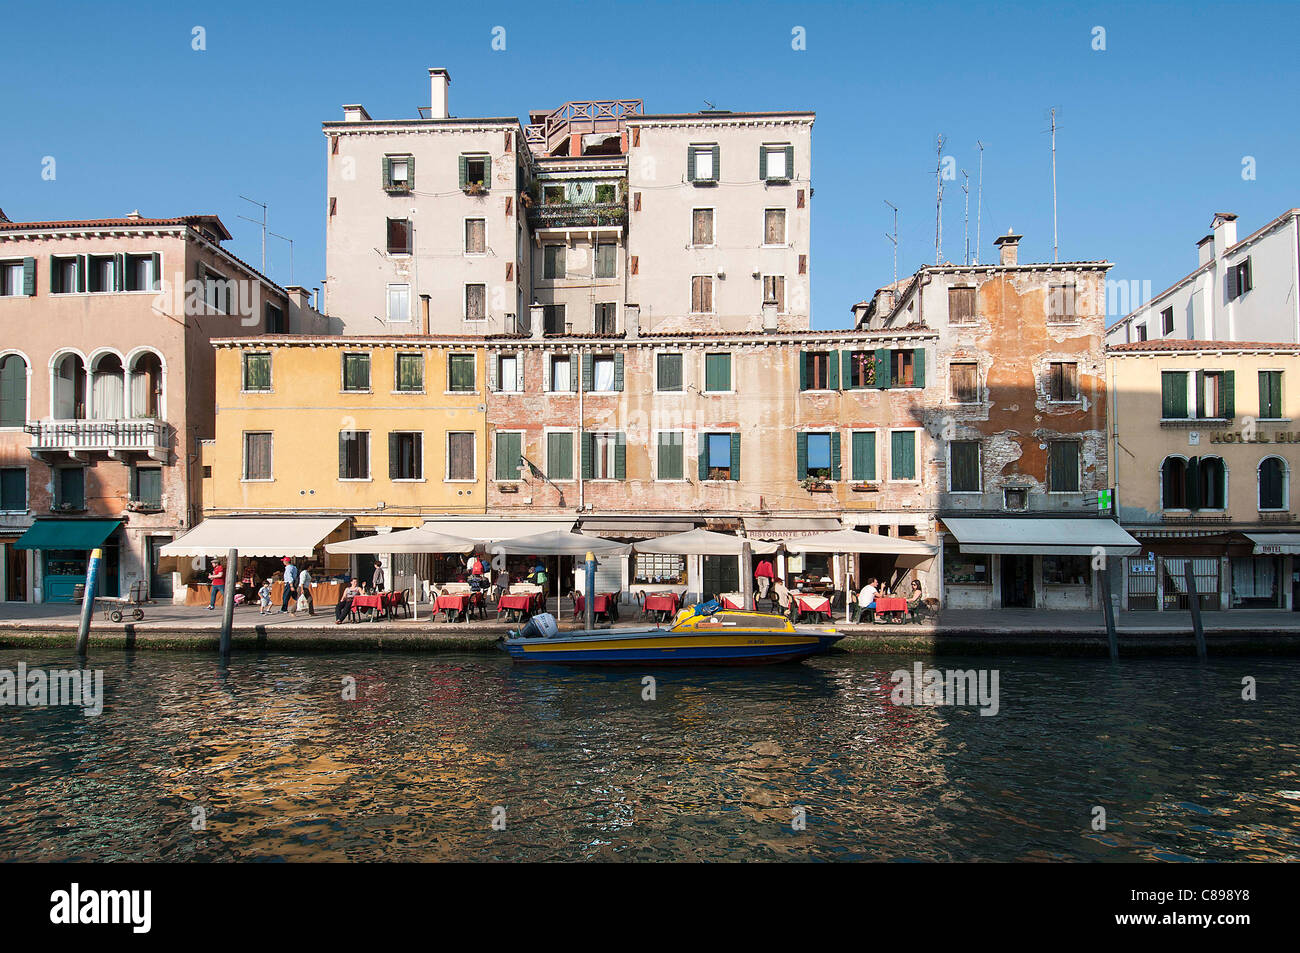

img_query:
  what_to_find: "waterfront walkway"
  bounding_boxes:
[2,601,1299,655]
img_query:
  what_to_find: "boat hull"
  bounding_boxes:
[501,628,843,665]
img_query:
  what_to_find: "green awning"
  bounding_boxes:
[14,519,122,551]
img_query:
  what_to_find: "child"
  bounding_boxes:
[258,578,272,615]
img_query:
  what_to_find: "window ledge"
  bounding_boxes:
[338,478,373,483]
[391,390,426,396]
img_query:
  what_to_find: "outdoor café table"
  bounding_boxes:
[497,592,537,622]
[793,593,831,623]
[873,596,909,624]
[573,593,617,621]
[435,593,471,623]
[719,592,745,610]
[349,593,389,622]
[642,592,680,623]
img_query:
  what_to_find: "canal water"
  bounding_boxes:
[1,648,1297,861]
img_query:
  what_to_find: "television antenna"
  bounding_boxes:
[884,200,899,290]
[238,195,267,273]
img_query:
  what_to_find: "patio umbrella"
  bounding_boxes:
[634,529,779,608]
[484,530,631,618]
[326,526,482,622]
[783,529,937,622]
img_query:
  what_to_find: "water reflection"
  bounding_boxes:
[0,650,1296,861]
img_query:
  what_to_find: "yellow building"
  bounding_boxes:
[1108,340,1300,610]
[201,336,487,582]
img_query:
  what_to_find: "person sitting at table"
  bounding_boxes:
[771,580,793,616]
[335,580,364,624]
[905,579,926,621]
[489,570,510,603]
[854,578,879,623]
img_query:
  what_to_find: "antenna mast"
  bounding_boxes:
[238,195,268,273]
[884,200,898,289]
[961,170,970,266]
[975,140,984,265]
[934,135,944,265]
[1049,108,1059,262]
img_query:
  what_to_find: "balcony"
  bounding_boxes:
[526,201,627,231]
[25,419,172,461]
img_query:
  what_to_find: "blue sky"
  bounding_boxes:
[4,0,1296,329]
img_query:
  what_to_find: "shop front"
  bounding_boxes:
[13,518,123,603]
[1120,530,1294,611]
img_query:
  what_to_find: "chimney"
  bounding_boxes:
[342,104,371,123]
[284,285,313,311]
[1196,234,1214,267]
[994,229,1022,266]
[428,68,451,120]
[420,294,431,335]
[1212,212,1238,260]
[530,302,545,340]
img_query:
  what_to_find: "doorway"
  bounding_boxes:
[3,542,26,601]
[147,536,173,600]
[1000,554,1033,608]
[702,555,739,601]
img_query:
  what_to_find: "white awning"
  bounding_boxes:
[942,518,1140,556]
[421,518,575,540]
[1245,533,1300,555]
[325,527,480,554]
[636,528,779,556]
[160,517,347,558]
[487,530,631,556]
[743,516,842,539]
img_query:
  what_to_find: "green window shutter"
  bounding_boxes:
[852,431,876,481]
[581,432,593,479]
[338,433,348,480]
[796,432,808,480]
[828,350,840,390]
[798,351,807,391]
[831,431,841,481]
[407,156,415,190]
[613,352,624,391]
[1221,370,1235,419]
[582,353,594,391]
[1162,372,1187,418]
[77,255,87,293]
[485,155,492,185]
[710,145,720,181]
[705,353,730,391]
[730,432,741,482]
[687,147,696,182]
[891,431,915,480]
[1185,456,1200,511]
[151,253,162,290]
[388,433,399,480]
[458,155,468,189]
[22,257,35,295]
[758,146,767,181]
[874,348,890,389]
[912,348,926,389]
[382,156,392,189]
[615,432,626,480]
[1260,372,1270,418]
[784,145,794,179]
[1194,370,1206,418]
[698,435,709,480]
[841,350,852,389]
[49,256,57,293]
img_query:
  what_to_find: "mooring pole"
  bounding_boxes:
[584,552,596,630]
[1098,565,1118,661]
[219,548,238,657]
[74,547,103,657]
[1184,562,1207,658]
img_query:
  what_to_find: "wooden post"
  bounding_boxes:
[74,547,103,657]
[584,552,596,630]
[1184,561,1207,658]
[219,548,237,657]
[1098,565,1118,661]
[741,542,753,610]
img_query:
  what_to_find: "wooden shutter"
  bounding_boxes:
[796,432,809,480]
[516,353,526,392]
[698,435,709,481]
[830,431,841,481]
[581,432,593,479]
[912,348,926,389]
[22,257,35,295]
[758,146,767,181]
[613,353,624,391]
[77,255,87,293]
[730,432,741,482]
[458,155,468,189]
[382,156,392,189]
[710,145,720,180]
[784,145,794,179]
[407,156,415,190]
[1226,265,1238,300]
[615,432,626,480]
[388,433,400,480]
[874,349,890,389]
[828,350,840,390]
[487,355,499,392]
[797,189,806,209]
[798,351,807,391]
[841,351,853,389]
[687,147,696,182]
[852,431,876,481]
[630,256,638,275]
[581,353,594,391]
[1221,370,1235,419]
[798,254,807,275]
[338,432,349,480]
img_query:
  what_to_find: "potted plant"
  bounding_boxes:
[850,481,879,492]
[801,476,832,493]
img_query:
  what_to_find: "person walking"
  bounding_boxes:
[258,579,272,615]
[298,565,316,616]
[280,558,299,612]
[207,560,225,610]
[371,559,385,593]
[754,558,776,602]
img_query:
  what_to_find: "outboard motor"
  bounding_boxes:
[517,612,560,640]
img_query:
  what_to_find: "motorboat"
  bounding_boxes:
[500,600,843,665]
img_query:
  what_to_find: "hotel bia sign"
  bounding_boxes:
[1207,427,1300,445]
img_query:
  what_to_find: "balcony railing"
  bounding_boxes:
[526,202,627,230]
[25,419,172,458]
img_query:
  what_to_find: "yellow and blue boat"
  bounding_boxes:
[501,601,843,665]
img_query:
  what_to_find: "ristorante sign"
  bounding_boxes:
[1208,430,1300,444]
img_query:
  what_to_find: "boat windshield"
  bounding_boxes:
[672,611,792,631]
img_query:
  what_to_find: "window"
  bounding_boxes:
[495,432,522,481]
[949,441,981,492]
[805,433,833,480]
[892,349,916,387]
[0,259,30,297]
[1047,440,1080,492]
[461,154,489,190]
[384,154,414,192]
[1260,457,1287,510]
[656,353,683,392]
[0,467,25,511]
[1199,457,1226,509]
[1047,283,1076,322]
[1161,307,1174,335]
[447,432,476,481]
[949,286,976,324]
[264,303,285,333]
[56,468,85,509]
[950,362,978,402]
[389,432,423,481]
[692,208,714,246]
[586,432,623,480]
[51,256,80,294]
[465,284,486,320]
[395,353,424,392]
[703,432,737,481]
[549,355,573,391]
[763,208,787,245]
[546,431,573,481]
[242,352,271,392]
[594,302,617,334]
[1135,323,1148,342]
[132,466,162,508]
[386,218,412,256]
[595,182,617,204]
[890,430,916,481]
[635,553,686,585]
[847,350,876,389]
[803,351,831,390]
[1259,370,1283,419]
[0,354,28,426]
[203,269,230,312]
[387,283,410,323]
[591,355,616,392]
[688,144,718,183]
[761,144,792,181]
[339,431,371,480]
[1047,362,1079,401]
[543,185,566,205]
[543,245,566,279]
[465,219,486,255]
[1043,555,1091,586]
[704,352,731,392]
[448,353,476,392]
[1161,371,1189,419]
[1196,370,1234,419]
[691,276,713,313]
[342,353,371,392]
[1004,487,1028,511]
[657,432,684,480]
[850,431,876,481]
[1162,456,1188,509]
[1229,257,1253,298]
[543,304,566,335]
[763,276,785,312]
[945,550,989,585]
[594,243,616,279]
[495,353,522,393]
[243,433,273,480]
[87,255,115,293]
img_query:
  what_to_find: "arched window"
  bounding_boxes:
[0,354,27,428]
[1198,457,1226,510]
[52,353,86,420]
[1163,455,1227,510]
[129,351,163,419]
[1259,457,1287,510]
[1161,456,1187,509]
[90,353,125,420]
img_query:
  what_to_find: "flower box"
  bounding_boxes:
[850,482,879,492]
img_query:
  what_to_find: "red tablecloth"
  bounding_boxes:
[794,594,831,616]
[497,593,537,613]
[874,596,908,613]
[573,593,615,616]
[720,593,745,610]
[436,594,467,612]
[642,593,680,615]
